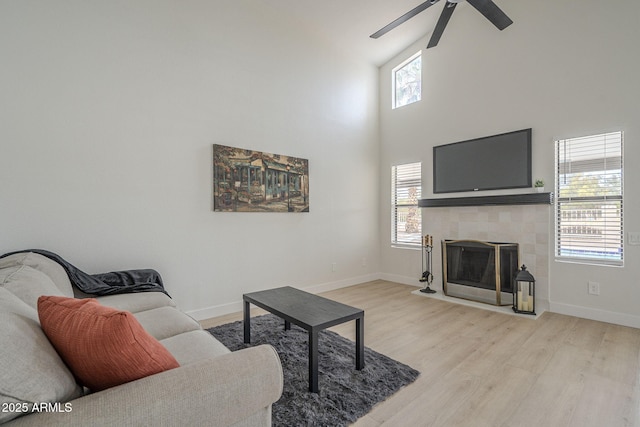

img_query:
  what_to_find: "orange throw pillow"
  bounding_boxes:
[37,295,179,391]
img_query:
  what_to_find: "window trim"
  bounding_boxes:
[392,51,422,110]
[391,162,422,248]
[554,131,624,267]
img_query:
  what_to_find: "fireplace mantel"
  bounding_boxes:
[418,192,553,208]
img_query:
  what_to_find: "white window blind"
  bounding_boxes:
[555,131,623,265]
[391,162,422,246]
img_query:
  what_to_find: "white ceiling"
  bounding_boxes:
[271,0,450,66]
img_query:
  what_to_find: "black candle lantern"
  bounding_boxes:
[513,265,535,315]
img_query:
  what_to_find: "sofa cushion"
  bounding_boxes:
[0,252,73,297]
[96,291,176,313]
[0,264,64,309]
[38,295,180,392]
[133,306,201,341]
[161,330,231,365]
[0,288,83,424]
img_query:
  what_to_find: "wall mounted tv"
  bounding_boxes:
[433,128,532,194]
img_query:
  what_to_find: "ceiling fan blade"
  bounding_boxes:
[427,2,457,49]
[466,0,513,30]
[370,0,441,39]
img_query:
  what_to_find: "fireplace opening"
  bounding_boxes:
[442,240,519,306]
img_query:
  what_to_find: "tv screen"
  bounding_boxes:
[433,128,532,193]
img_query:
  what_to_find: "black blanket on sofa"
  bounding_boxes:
[0,249,169,297]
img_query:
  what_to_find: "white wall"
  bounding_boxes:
[0,0,381,317]
[379,0,640,327]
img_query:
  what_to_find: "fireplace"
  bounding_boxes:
[441,240,519,306]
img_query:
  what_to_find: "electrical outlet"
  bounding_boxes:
[331,262,337,272]
[361,257,367,267]
[629,232,640,245]
[588,281,600,295]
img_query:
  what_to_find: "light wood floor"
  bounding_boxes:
[200,280,640,427]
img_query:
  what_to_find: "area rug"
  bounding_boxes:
[207,314,420,426]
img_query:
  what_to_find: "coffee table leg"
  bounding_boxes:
[309,329,319,393]
[243,300,251,344]
[356,316,364,370]
[285,320,291,331]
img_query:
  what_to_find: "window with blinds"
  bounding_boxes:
[555,131,623,265]
[391,162,422,246]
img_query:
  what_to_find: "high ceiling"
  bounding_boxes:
[271,0,449,66]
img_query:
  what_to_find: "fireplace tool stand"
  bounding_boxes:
[419,235,436,294]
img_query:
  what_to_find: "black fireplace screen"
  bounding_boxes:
[445,240,518,294]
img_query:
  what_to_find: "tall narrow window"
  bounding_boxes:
[392,162,422,246]
[555,131,623,265]
[392,51,421,109]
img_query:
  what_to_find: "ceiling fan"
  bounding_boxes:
[370,0,513,49]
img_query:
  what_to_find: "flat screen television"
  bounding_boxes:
[433,128,532,193]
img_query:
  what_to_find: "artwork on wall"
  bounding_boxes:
[213,144,309,213]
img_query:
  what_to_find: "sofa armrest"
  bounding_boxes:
[6,345,283,427]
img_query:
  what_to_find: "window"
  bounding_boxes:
[392,162,422,246]
[392,51,421,109]
[555,131,623,265]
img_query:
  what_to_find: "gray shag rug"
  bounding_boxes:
[207,314,420,426]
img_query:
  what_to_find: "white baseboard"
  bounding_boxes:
[187,300,244,322]
[187,273,381,321]
[379,272,428,288]
[298,273,381,294]
[550,301,640,329]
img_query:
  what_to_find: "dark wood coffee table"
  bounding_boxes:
[243,286,364,393]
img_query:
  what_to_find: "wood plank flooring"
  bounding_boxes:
[200,280,640,427]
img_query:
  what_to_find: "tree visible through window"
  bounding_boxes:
[392,162,422,246]
[393,52,421,109]
[555,131,623,265]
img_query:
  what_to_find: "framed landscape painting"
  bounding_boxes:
[213,144,309,213]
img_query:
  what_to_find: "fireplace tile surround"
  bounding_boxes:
[424,204,550,312]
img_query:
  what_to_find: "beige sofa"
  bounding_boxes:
[0,252,283,426]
